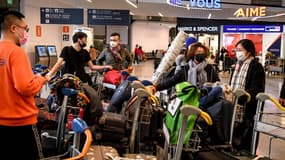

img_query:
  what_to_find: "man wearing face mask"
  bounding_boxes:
[47,32,112,85]
[96,32,132,70]
[153,42,220,91]
[0,10,49,159]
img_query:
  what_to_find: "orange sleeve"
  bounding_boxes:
[11,47,46,96]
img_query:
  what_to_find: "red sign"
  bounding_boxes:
[245,34,263,56]
[36,25,41,37]
[63,26,69,33]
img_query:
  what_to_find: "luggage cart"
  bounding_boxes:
[163,105,213,160]
[251,93,285,159]
[42,88,92,160]
[202,83,252,150]
[124,81,160,154]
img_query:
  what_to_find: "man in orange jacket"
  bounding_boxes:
[0,10,49,159]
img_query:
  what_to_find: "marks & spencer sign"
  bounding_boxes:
[178,25,220,33]
[167,0,221,10]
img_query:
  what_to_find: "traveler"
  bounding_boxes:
[0,10,48,159]
[230,39,265,152]
[96,32,132,70]
[47,32,112,85]
[154,42,220,91]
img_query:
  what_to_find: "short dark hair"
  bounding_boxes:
[72,32,87,43]
[110,32,120,39]
[235,39,256,57]
[1,10,25,31]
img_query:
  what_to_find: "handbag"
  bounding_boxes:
[103,70,122,85]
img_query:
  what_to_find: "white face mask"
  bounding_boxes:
[110,41,118,48]
[236,51,247,61]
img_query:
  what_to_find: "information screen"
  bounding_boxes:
[47,45,57,56]
[35,45,48,57]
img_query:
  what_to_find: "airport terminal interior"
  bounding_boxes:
[1,0,285,159]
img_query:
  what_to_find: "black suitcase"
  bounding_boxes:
[99,112,126,128]
[97,112,128,142]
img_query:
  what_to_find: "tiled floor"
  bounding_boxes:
[132,60,285,160]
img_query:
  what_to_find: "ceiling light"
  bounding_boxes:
[208,13,211,19]
[158,12,164,17]
[126,0,138,8]
[130,11,135,15]
[186,4,190,10]
[86,0,92,3]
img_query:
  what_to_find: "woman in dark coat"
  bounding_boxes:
[155,42,220,91]
[230,39,265,152]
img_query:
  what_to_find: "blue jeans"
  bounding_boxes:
[200,86,223,110]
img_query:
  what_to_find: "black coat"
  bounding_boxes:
[230,59,265,120]
[156,63,220,91]
[230,59,265,151]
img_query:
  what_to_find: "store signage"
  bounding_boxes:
[178,25,220,33]
[167,0,221,9]
[267,35,281,57]
[223,25,283,33]
[87,9,130,26]
[234,7,266,18]
[36,25,41,37]
[40,8,83,24]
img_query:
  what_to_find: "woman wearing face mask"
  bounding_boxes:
[230,39,265,153]
[153,42,220,91]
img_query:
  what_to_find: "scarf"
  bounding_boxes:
[230,56,253,90]
[111,46,122,62]
[187,60,208,87]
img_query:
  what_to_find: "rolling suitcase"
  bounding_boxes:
[87,145,119,160]
[97,112,128,142]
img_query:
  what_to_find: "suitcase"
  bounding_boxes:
[87,145,119,160]
[97,112,128,142]
[99,112,126,128]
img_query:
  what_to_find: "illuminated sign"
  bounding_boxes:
[234,7,266,18]
[178,25,220,33]
[223,25,283,33]
[167,0,221,10]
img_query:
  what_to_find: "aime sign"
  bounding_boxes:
[234,7,266,18]
[167,0,221,9]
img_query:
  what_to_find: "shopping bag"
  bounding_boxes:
[165,82,200,145]
[103,70,122,85]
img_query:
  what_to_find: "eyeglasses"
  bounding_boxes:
[15,24,29,33]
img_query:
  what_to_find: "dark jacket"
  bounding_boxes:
[156,63,220,91]
[230,59,265,151]
[230,59,265,120]
[96,47,132,70]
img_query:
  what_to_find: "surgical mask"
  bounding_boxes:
[20,32,28,45]
[16,29,28,46]
[195,54,206,63]
[236,51,247,61]
[110,41,118,48]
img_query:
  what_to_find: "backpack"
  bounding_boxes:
[165,82,200,145]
